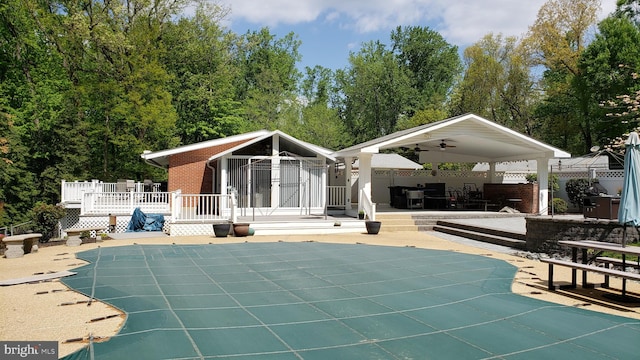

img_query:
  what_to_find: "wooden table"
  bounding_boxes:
[557,240,640,297]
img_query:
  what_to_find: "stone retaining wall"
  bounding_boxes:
[526,217,640,253]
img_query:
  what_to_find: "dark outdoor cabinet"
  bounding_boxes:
[584,196,620,220]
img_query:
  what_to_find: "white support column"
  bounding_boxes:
[271,135,279,208]
[344,157,353,211]
[321,157,327,216]
[537,157,550,215]
[220,156,229,213]
[61,180,67,203]
[488,162,498,183]
[358,153,373,212]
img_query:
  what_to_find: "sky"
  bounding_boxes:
[215,0,619,72]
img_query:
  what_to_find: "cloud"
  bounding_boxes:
[218,0,619,47]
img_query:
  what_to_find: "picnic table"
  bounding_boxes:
[541,240,640,299]
[2,233,43,258]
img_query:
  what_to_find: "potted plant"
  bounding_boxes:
[213,222,231,237]
[365,220,381,235]
[233,223,250,237]
[358,210,365,220]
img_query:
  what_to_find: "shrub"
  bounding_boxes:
[526,173,559,192]
[32,203,66,242]
[565,178,591,208]
[551,198,568,214]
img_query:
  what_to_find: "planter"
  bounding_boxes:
[365,221,381,235]
[213,223,231,237]
[233,223,250,237]
[358,213,365,220]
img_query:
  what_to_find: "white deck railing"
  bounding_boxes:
[61,180,159,203]
[68,180,334,221]
[360,190,376,221]
[81,191,171,215]
[171,192,236,222]
[327,186,347,207]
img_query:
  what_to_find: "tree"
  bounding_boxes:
[300,65,335,106]
[578,16,640,149]
[449,34,538,134]
[524,0,603,154]
[279,65,352,150]
[615,0,640,25]
[162,3,244,144]
[395,108,448,131]
[390,26,461,114]
[524,0,601,76]
[234,28,302,131]
[336,40,411,143]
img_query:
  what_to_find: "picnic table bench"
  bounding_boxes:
[542,240,640,298]
[64,226,105,246]
[2,233,43,258]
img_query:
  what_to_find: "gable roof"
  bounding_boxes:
[206,130,335,162]
[141,130,335,169]
[333,113,571,163]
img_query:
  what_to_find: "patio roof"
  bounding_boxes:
[332,113,571,163]
[353,153,422,170]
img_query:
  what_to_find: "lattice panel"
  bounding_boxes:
[60,214,171,237]
[169,223,214,237]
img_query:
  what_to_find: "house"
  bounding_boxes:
[58,113,572,236]
[142,130,338,216]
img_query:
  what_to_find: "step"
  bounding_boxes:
[375,214,418,232]
[432,224,527,250]
[435,220,526,241]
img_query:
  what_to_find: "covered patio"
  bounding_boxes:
[333,114,571,219]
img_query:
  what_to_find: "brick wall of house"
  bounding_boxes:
[167,139,250,194]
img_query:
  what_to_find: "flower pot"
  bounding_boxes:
[233,223,250,237]
[213,223,231,237]
[365,221,381,235]
[358,213,365,220]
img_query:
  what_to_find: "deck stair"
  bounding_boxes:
[374,213,418,232]
[432,220,526,250]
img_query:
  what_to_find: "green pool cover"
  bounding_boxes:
[61,242,640,359]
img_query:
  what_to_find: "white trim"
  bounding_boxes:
[207,130,336,163]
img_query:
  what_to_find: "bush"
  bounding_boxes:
[551,198,568,214]
[32,203,66,242]
[565,178,591,208]
[526,173,559,192]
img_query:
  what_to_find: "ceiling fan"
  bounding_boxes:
[413,144,429,152]
[438,140,456,151]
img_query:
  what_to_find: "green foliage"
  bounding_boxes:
[31,203,66,242]
[565,178,591,208]
[525,173,560,192]
[395,108,448,131]
[391,26,461,114]
[336,40,412,143]
[577,16,640,150]
[551,198,568,214]
[449,34,536,135]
